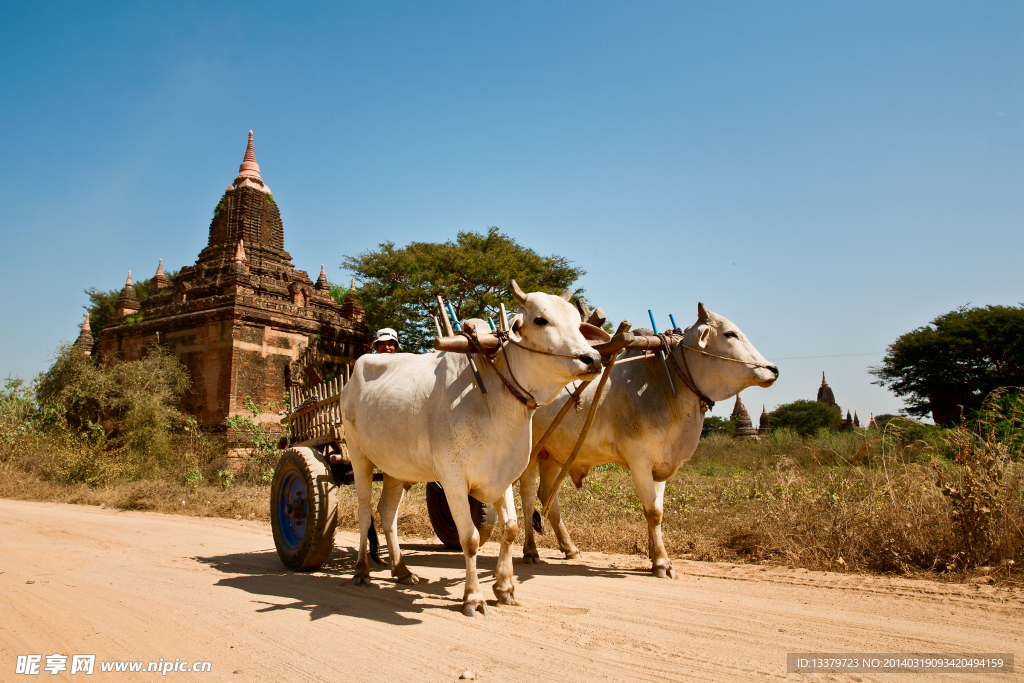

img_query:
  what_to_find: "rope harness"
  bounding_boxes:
[657,333,715,413]
[455,329,538,409]
[654,330,776,414]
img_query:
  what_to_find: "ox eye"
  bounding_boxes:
[533,317,549,326]
[724,331,739,339]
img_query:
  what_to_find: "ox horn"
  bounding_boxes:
[510,279,528,304]
[697,302,710,323]
[559,287,573,301]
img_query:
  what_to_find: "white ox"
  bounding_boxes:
[521,303,778,577]
[341,282,603,616]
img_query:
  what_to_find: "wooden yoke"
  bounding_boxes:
[434,334,502,354]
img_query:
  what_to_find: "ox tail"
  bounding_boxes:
[532,509,543,534]
[368,518,382,566]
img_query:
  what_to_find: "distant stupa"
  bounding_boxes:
[817,372,836,407]
[731,392,759,440]
[758,405,771,434]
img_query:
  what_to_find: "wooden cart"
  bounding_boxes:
[270,379,495,571]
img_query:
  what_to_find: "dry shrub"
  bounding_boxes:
[523,405,1023,578]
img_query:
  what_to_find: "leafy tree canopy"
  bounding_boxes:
[769,399,841,436]
[870,304,1024,425]
[36,343,191,457]
[701,415,735,438]
[340,227,586,352]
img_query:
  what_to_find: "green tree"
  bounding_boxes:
[36,343,191,458]
[340,227,586,352]
[769,400,841,436]
[870,304,1024,425]
[701,415,735,438]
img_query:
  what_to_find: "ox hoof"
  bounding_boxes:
[463,600,489,617]
[494,587,518,606]
[522,550,542,565]
[397,573,421,585]
[652,565,676,579]
[351,573,372,587]
[564,550,581,560]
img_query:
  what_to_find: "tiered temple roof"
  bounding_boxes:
[97,131,370,429]
[816,372,836,406]
[758,404,771,433]
[730,392,758,440]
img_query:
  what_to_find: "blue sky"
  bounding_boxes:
[1,1,1021,420]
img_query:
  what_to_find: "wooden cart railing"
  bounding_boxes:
[281,379,344,449]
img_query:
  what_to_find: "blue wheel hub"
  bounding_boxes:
[277,470,309,549]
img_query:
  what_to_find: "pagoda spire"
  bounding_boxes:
[152,259,170,291]
[73,312,94,356]
[730,392,758,440]
[115,271,140,320]
[230,130,269,192]
[816,371,836,407]
[315,264,328,292]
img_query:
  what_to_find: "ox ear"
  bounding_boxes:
[697,302,710,324]
[510,280,528,305]
[697,325,711,349]
[509,313,524,342]
[559,287,573,301]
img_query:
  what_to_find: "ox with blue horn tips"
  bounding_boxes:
[520,302,778,578]
[342,280,603,616]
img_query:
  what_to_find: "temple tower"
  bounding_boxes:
[730,392,759,440]
[758,404,771,435]
[98,131,370,441]
[816,372,836,407]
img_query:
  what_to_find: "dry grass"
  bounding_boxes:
[2,417,1021,584]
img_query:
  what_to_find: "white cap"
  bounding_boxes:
[375,328,399,344]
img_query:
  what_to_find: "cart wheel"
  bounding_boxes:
[271,447,338,571]
[426,482,496,550]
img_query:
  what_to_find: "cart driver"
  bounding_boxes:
[373,328,400,354]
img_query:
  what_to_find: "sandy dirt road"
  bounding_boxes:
[1,499,1020,682]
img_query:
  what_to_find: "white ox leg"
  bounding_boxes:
[442,481,488,617]
[537,456,581,559]
[520,457,542,564]
[349,445,376,587]
[379,474,420,584]
[491,486,519,605]
[630,466,676,579]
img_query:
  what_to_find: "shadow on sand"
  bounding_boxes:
[194,539,641,626]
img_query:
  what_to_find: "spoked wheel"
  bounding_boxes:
[271,447,338,571]
[425,482,497,550]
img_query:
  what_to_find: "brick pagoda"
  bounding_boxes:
[98,131,369,433]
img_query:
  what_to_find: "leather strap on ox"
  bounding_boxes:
[657,333,715,414]
[457,328,537,409]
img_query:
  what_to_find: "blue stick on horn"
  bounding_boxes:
[445,301,462,331]
[487,317,497,331]
[443,298,486,394]
[669,314,678,331]
[648,309,678,397]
